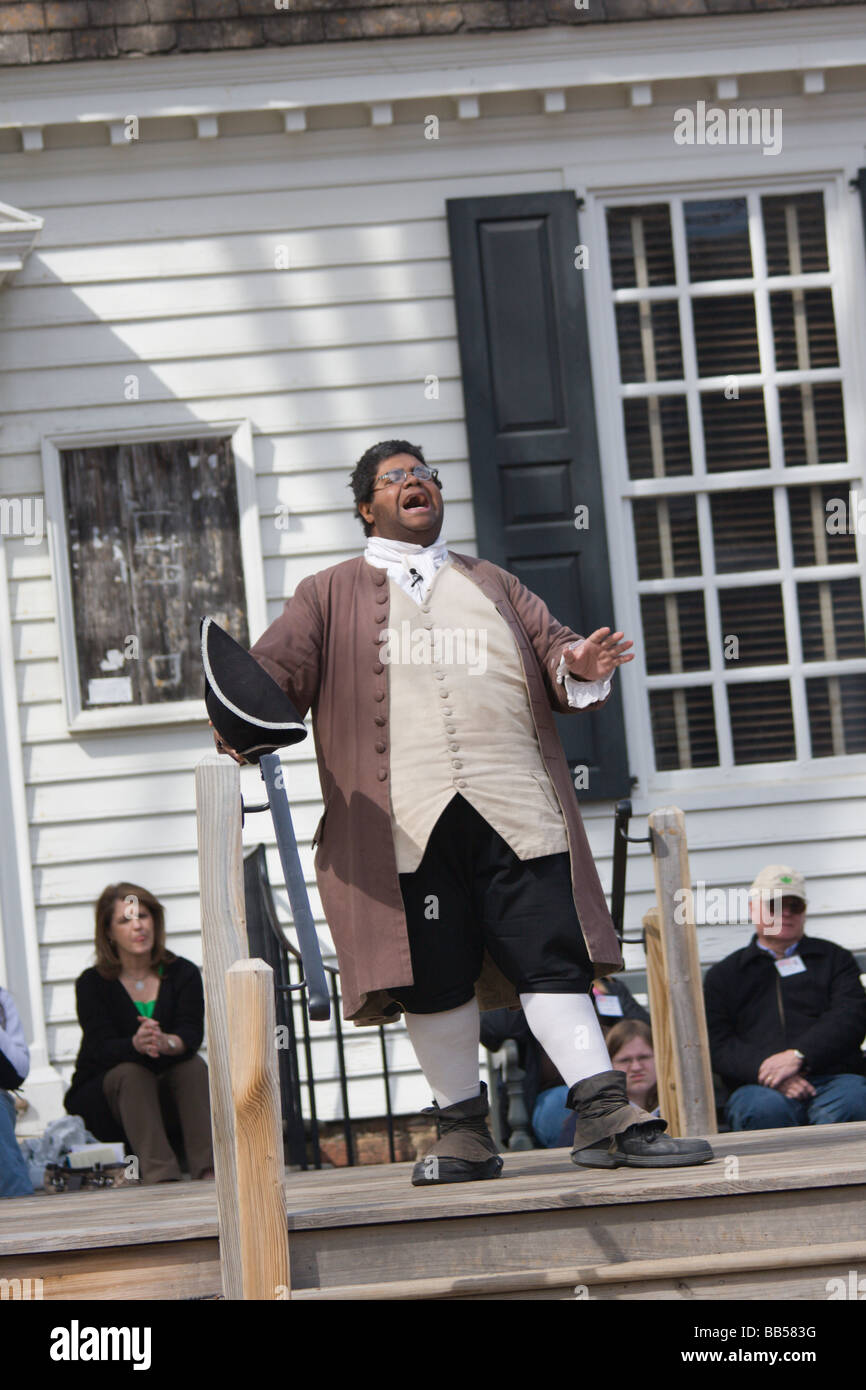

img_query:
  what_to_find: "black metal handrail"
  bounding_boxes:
[243,844,396,1169]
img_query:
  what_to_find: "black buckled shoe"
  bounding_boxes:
[411,1081,504,1186]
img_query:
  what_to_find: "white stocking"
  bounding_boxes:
[403,997,481,1108]
[519,992,612,1088]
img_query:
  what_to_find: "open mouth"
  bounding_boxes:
[402,492,431,512]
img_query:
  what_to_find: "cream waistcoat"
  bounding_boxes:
[385,562,569,873]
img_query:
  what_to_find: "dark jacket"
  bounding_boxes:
[480,979,651,1133]
[64,956,205,1141]
[704,934,866,1093]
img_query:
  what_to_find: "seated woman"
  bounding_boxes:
[64,882,214,1185]
[603,1019,659,1118]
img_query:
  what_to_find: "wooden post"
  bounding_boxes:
[226,959,291,1301]
[645,806,717,1138]
[195,754,249,1301]
[642,907,679,1134]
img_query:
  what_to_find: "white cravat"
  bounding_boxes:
[363,531,610,707]
[364,531,450,603]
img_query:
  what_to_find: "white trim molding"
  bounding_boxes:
[0,12,865,147]
[41,418,267,735]
[0,201,43,285]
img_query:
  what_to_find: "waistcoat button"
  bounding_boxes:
[374,714,386,726]
[375,741,386,754]
[451,760,463,769]
[376,593,388,605]
[455,779,467,788]
[375,690,386,702]
[373,662,384,674]
[378,768,388,781]
[375,613,386,624]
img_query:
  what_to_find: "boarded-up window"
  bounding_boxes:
[60,437,249,711]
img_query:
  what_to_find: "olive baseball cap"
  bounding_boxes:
[749,865,807,905]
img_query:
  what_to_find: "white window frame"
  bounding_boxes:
[42,418,266,734]
[583,171,866,797]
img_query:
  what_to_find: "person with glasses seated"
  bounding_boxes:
[704,866,866,1131]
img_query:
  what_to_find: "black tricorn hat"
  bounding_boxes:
[201,616,307,764]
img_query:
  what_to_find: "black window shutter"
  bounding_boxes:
[856,168,866,248]
[446,191,631,800]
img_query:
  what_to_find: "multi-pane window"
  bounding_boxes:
[605,191,865,772]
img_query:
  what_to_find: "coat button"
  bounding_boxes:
[374,690,386,702]
[375,613,386,624]
[375,741,386,753]
[378,768,388,781]
[374,573,386,586]
[376,593,388,605]
[373,662,384,674]
[374,714,386,726]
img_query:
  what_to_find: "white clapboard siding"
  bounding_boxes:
[0,264,457,330]
[259,420,470,472]
[19,167,563,249]
[0,343,465,415]
[4,300,459,367]
[15,221,449,286]
[3,89,865,1131]
[0,381,471,458]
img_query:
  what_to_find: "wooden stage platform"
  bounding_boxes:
[3,1121,865,1301]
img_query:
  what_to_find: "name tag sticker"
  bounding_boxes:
[776,956,806,977]
[596,994,624,1017]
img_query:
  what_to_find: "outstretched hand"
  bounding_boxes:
[563,628,635,682]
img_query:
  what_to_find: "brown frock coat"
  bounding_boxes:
[249,551,625,1024]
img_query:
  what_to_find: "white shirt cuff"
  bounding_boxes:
[555,647,612,709]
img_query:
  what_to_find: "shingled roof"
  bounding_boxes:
[0,0,858,66]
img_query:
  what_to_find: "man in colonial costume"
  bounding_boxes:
[208,441,713,1182]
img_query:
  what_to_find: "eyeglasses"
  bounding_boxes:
[372,463,440,491]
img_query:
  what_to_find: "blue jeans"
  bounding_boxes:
[726,1073,866,1130]
[0,1091,34,1197]
[532,1085,576,1148]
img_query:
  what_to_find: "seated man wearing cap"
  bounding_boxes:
[704,866,866,1131]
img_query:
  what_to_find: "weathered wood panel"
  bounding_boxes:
[61,436,247,712]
